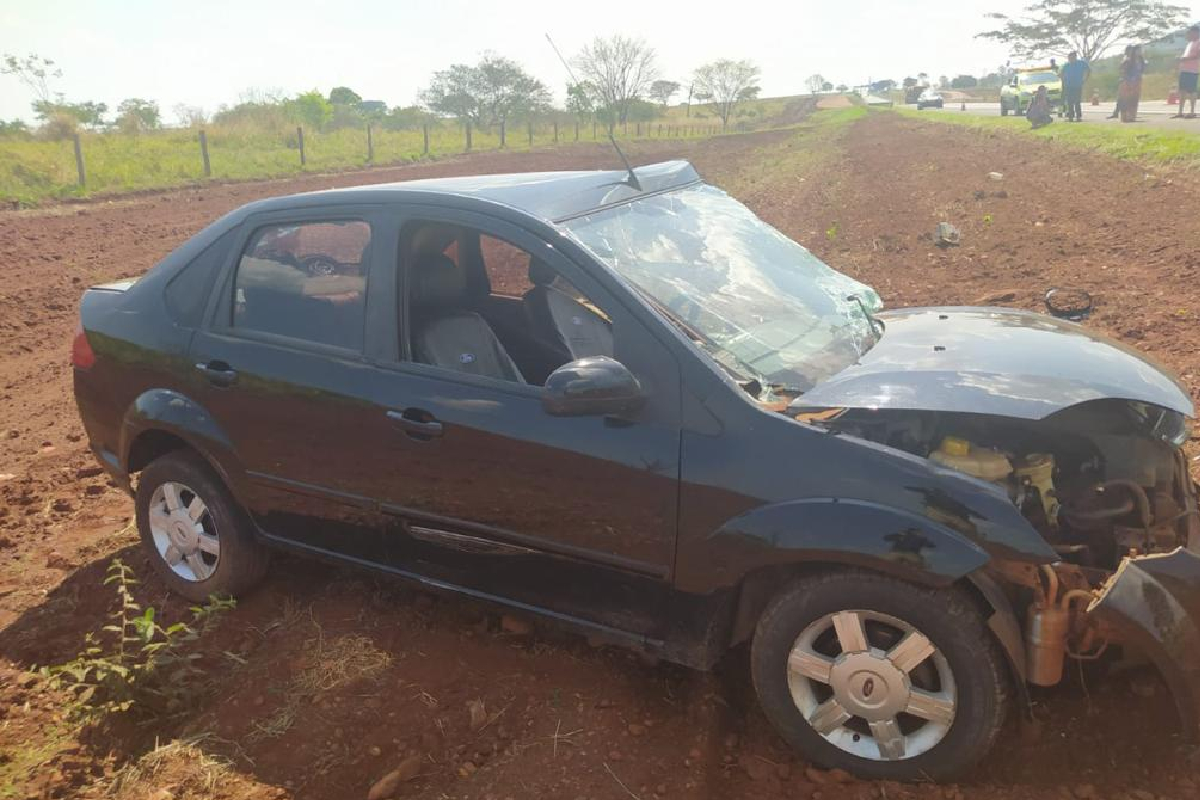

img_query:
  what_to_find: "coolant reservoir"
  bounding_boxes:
[930,436,1012,482]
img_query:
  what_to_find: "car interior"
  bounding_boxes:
[402,223,614,385]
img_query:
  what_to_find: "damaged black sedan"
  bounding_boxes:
[73,160,1200,781]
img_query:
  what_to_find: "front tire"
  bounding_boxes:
[750,571,1008,782]
[135,450,269,602]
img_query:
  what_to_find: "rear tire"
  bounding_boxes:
[135,450,269,601]
[1001,101,1010,116]
[750,571,1009,782]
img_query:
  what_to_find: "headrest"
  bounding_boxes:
[411,253,466,308]
[528,258,557,287]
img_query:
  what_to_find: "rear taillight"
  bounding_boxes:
[72,323,96,369]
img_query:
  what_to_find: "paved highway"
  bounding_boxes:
[911,101,1200,130]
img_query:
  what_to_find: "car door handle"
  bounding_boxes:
[195,361,238,387]
[387,409,443,439]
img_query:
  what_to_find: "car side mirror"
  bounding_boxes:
[542,357,644,417]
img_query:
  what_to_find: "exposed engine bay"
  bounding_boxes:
[800,399,1200,690]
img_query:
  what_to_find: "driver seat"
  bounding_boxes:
[410,253,525,383]
[523,259,613,362]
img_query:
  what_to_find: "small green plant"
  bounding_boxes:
[825,222,839,240]
[38,558,234,719]
[983,214,993,225]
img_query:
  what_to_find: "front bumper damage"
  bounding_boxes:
[1091,546,1200,739]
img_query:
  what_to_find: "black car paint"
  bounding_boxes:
[792,307,1193,419]
[71,164,1167,675]
[1091,547,1200,737]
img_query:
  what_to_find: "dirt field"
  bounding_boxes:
[3,112,1200,799]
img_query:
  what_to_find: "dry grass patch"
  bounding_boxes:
[248,618,392,743]
[106,737,261,800]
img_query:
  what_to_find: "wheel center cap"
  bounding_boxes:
[170,514,198,551]
[830,650,910,720]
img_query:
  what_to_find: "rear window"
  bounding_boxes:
[231,221,371,351]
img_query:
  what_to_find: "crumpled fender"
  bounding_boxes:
[120,388,248,499]
[1090,547,1200,739]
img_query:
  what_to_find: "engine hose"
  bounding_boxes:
[1062,480,1152,529]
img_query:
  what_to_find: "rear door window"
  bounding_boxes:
[232,221,371,351]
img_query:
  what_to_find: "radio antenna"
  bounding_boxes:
[545,32,642,192]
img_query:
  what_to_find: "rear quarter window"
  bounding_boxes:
[164,230,233,327]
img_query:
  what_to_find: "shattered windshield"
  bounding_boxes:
[562,183,882,393]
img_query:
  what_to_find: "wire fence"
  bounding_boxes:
[0,117,755,205]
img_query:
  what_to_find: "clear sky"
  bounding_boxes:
[3,0,1198,124]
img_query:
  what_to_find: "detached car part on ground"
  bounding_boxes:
[72,160,1200,782]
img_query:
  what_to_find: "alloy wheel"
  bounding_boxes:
[147,481,220,582]
[786,609,956,761]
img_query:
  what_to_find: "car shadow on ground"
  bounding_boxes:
[0,544,1193,798]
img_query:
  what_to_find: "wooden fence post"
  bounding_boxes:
[553,121,558,143]
[500,120,506,148]
[658,124,662,137]
[422,123,430,155]
[296,126,306,166]
[574,121,579,141]
[593,120,597,139]
[198,129,211,178]
[366,123,374,163]
[72,133,86,186]
[465,121,472,151]
[636,122,641,136]
[527,122,533,146]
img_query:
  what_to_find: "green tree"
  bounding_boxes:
[421,53,549,130]
[692,59,760,129]
[52,101,107,129]
[950,74,979,89]
[806,73,826,95]
[821,81,834,92]
[978,0,1188,63]
[329,86,362,105]
[288,90,333,129]
[115,98,160,133]
[649,79,681,107]
[0,119,30,137]
[573,35,659,132]
[565,81,598,119]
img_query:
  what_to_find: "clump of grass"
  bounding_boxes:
[294,632,392,695]
[249,621,391,743]
[106,736,238,799]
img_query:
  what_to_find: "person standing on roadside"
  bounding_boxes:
[1060,51,1089,122]
[1119,45,1147,123]
[1174,25,1200,118]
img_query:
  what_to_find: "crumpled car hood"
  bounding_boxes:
[790,307,1194,419]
